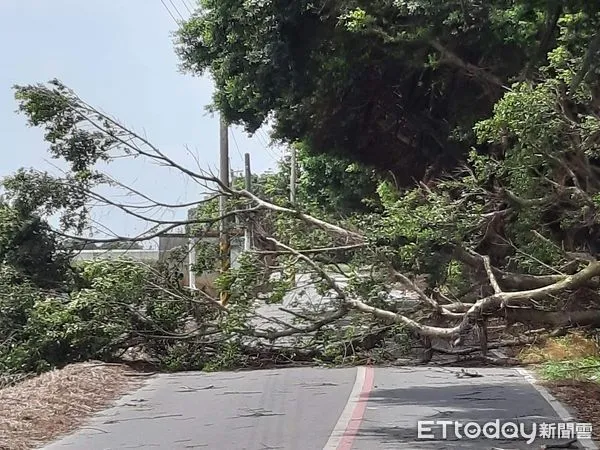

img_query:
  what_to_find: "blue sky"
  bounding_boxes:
[0,0,282,243]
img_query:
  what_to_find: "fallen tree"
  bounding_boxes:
[3,6,600,370]
[2,39,600,372]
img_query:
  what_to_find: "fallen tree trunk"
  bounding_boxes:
[505,308,600,328]
[266,234,600,345]
[455,246,566,290]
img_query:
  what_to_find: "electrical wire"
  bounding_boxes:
[167,0,185,21]
[180,0,193,15]
[230,128,245,165]
[159,0,179,25]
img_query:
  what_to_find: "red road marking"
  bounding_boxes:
[336,366,375,450]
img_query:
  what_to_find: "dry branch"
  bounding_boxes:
[244,191,364,243]
[392,271,463,318]
[248,307,350,341]
[455,246,566,290]
[483,255,502,294]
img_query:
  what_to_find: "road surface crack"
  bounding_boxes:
[220,391,262,395]
[177,385,221,392]
[103,413,183,424]
[232,408,284,418]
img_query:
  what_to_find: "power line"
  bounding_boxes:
[230,128,245,166]
[252,132,278,165]
[253,129,278,162]
[258,129,282,162]
[159,0,179,25]
[257,129,270,147]
[180,0,193,15]
[167,0,185,21]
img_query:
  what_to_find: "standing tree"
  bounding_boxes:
[175,0,600,184]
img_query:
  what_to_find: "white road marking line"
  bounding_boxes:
[323,366,367,450]
[492,350,598,449]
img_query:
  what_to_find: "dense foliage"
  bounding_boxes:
[176,0,600,184]
[0,258,196,374]
[0,201,73,289]
[359,7,600,296]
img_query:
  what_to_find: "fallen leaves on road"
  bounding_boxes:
[0,362,147,450]
[545,380,600,440]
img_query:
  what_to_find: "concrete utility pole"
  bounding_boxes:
[188,235,197,291]
[187,208,197,291]
[244,153,252,251]
[219,115,231,306]
[290,146,297,204]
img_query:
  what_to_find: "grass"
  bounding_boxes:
[517,331,600,382]
[540,357,600,382]
[517,331,600,440]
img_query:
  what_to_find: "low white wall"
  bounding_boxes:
[71,249,159,262]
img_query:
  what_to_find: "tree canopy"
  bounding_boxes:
[176,0,600,184]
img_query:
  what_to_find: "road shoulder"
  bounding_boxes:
[0,362,149,450]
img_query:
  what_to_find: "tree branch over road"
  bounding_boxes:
[6,76,600,370]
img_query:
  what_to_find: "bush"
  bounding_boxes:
[0,257,203,374]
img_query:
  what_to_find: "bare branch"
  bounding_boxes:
[102,174,220,209]
[68,89,226,188]
[265,237,350,300]
[249,308,349,341]
[482,255,502,294]
[392,271,462,317]
[54,222,189,244]
[429,40,508,90]
[242,190,364,243]
[454,246,566,290]
[31,85,227,190]
[252,243,366,255]
[347,297,456,336]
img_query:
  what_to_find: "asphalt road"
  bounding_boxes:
[41,365,597,450]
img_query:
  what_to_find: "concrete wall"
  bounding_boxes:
[72,249,159,262]
[158,236,188,260]
[72,235,244,296]
[185,236,244,292]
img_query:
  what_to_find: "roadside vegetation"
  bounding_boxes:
[519,333,600,382]
[518,332,600,439]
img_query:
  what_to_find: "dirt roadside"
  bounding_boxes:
[545,381,600,441]
[515,332,600,442]
[0,362,149,450]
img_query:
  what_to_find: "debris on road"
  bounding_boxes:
[456,368,484,378]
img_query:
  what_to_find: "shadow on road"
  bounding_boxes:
[355,377,584,449]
